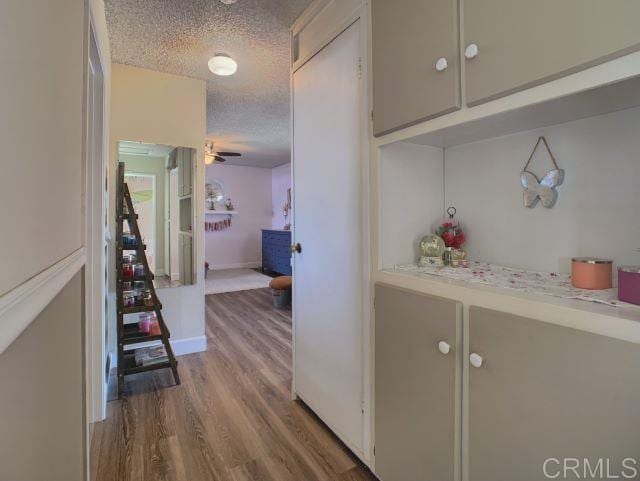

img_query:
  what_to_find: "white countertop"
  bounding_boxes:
[376,267,640,344]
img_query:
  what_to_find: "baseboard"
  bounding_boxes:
[209,261,261,271]
[170,335,207,356]
[111,335,207,367]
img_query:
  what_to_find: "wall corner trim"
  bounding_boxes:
[0,247,86,355]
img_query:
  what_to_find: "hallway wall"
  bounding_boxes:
[0,273,84,481]
[110,64,207,356]
[0,0,91,479]
[205,163,272,269]
[0,0,85,296]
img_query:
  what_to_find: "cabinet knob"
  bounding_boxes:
[438,341,451,355]
[465,43,479,60]
[435,57,448,72]
[469,352,483,368]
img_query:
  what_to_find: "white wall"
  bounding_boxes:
[110,64,206,353]
[444,106,640,274]
[205,163,272,269]
[379,142,444,269]
[272,163,292,229]
[0,0,85,297]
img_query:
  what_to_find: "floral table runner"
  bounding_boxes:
[393,261,638,309]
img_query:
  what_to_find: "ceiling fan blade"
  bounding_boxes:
[215,151,241,157]
[214,155,226,163]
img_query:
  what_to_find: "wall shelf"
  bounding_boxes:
[205,210,238,215]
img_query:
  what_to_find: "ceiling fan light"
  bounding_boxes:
[208,54,238,76]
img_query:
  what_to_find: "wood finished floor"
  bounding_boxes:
[91,288,376,481]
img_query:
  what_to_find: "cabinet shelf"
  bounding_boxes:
[122,324,163,345]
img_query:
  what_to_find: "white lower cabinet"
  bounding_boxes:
[467,307,640,481]
[375,284,461,481]
[375,285,640,481]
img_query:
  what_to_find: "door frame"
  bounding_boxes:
[85,9,109,429]
[290,0,372,465]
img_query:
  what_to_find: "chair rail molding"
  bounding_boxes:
[0,247,86,355]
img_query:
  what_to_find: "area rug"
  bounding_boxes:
[205,268,273,295]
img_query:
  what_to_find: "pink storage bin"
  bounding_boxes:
[618,266,640,305]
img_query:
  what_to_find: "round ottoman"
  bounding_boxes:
[269,276,292,308]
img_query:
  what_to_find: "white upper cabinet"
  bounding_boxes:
[371,0,640,139]
[464,0,640,105]
[372,0,460,136]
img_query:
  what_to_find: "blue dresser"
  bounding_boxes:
[262,229,292,276]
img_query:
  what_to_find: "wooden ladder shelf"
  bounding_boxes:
[116,162,180,397]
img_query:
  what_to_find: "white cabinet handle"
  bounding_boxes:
[438,341,451,355]
[465,43,479,60]
[435,57,448,72]
[469,352,483,368]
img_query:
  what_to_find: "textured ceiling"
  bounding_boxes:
[105,0,312,168]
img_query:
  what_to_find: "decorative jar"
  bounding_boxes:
[618,266,640,305]
[571,258,613,290]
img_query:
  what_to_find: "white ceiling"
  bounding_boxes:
[105,0,313,168]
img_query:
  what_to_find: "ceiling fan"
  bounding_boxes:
[205,141,241,165]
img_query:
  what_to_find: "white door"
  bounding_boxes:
[292,20,364,453]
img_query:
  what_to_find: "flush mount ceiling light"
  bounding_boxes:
[219,0,238,4]
[208,54,238,76]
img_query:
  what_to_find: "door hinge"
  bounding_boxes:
[370,110,374,122]
[358,56,363,80]
[373,296,376,309]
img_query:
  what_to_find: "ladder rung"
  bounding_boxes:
[123,361,173,376]
[121,304,161,315]
[119,244,147,251]
[119,274,154,282]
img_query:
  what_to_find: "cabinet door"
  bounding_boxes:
[375,284,461,481]
[468,307,640,481]
[464,0,640,105]
[372,0,460,137]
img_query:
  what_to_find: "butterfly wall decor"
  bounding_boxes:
[520,136,564,208]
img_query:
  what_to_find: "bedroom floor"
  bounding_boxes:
[90,288,374,481]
